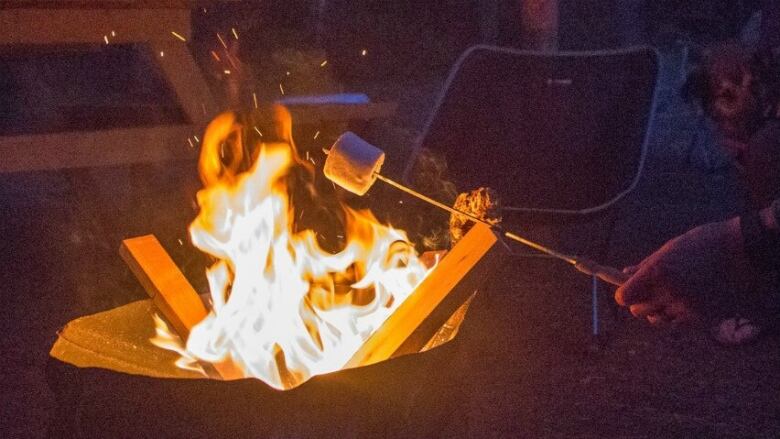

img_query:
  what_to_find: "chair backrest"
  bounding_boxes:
[402,45,659,214]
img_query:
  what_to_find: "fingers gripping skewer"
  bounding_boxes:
[323,132,628,286]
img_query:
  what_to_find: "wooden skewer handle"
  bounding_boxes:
[573,258,629,286]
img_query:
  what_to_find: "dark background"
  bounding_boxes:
[2,1,779,437]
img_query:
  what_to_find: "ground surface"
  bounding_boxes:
[2,5,779,438]
[3,163,779,438]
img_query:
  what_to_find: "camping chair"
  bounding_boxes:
[402,45,660,339]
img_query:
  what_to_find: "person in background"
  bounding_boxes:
[617,11,780,344]
[616,200,779,344]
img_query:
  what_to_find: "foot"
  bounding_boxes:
[712,317,761,345]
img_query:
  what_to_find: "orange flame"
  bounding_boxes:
[153,109,431,389]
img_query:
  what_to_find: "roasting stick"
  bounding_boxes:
[324,132,629,287]
[377,173,573,261]
[376,173,627,286]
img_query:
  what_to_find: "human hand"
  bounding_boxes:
[615,218,757,324]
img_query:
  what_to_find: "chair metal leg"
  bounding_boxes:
[591,275,599,337]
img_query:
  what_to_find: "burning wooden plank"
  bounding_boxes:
[345,222,501,368]
[120,235,206,339]
[119,235,241,380]
[119,222,501,381]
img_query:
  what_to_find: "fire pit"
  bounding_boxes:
[47,107,507,436]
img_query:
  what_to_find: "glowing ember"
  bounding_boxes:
[171,31,187,42]
[153,110,431,389]
[216,32,228,49]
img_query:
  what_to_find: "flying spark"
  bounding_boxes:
[320,60,328,67]
[254,126,263,136]
[224,51,238,69]
[252,92,258,109]
[216,33,227,49]
[313,131,320,139]
[279,83,285,95]
[171,31,187,42]
[361,49,367,56]
[111,31,116,37]
[231,28,239,40]
[104,35,109,44]
[211,51,221,62]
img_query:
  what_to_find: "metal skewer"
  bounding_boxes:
[375,173,628,286]
[322,132,627,287]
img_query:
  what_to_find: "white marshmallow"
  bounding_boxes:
[324,132,385,195]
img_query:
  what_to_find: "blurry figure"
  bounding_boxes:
[683,43,779,170]
[619,41,780,344]
[683,42,780,204]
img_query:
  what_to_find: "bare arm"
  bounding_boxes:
[615,201,780,324]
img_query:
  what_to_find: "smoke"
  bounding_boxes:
[403,147,460,250]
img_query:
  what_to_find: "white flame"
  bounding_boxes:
[154,112,431,389]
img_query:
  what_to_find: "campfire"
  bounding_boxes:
[55,106,503,392]
[150,110,435,389]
